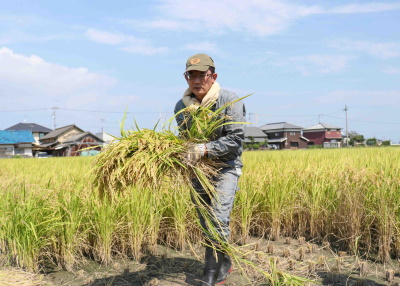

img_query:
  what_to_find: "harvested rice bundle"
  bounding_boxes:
[92,97,240,196]
[93,127,220,196]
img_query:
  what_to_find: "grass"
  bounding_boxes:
[0,147,399,285]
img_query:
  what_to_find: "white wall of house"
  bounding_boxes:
[0,145,14,157]
[32,132,47,144]
[32,133,40,144]
[0,145,33,157]
[14,147,33,156]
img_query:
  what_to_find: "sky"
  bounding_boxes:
[0,0,399,142]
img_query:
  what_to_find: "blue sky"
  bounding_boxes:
[1,0,399,142]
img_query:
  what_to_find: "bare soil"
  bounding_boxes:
[6,236,400,286]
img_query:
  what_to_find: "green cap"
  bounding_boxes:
[185,53,215,72]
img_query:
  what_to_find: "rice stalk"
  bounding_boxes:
[92,94,307,285]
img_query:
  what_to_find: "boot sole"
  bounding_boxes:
[215,268,233,285]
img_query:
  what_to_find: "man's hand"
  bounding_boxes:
[185,143,207,164]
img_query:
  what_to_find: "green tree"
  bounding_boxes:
[366,138,377,146]
[249,136,255,145]
[348,130,365,146]
[263,138,269,149]
[382,140,391,146]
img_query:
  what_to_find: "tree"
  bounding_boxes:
[366,138,377,146]
[249,136,255,145]
[262,138,269,149]
[348,130,365,146]
[382,140,391,146]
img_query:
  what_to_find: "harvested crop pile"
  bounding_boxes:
[93,100,235,196]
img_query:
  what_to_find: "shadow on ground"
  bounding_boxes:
[84,256,203,286]
[317,271,389,286]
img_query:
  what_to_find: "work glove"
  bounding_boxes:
[185,143,207,164]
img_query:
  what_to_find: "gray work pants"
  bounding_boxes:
[192,166,241,242]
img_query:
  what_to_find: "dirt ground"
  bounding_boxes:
[4,236,400,286]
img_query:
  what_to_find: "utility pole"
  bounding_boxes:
[101,118,105,133]
[51,106,59,129]
[344,105,349,147]
[248,113,271,126]
[249,113,258,125]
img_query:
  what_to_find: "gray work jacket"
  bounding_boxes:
[174,89,246,168]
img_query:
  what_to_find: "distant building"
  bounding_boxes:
[303,123,342,148]
[95,131,115,145]
[259,122,309,149]
[6,122,52,145]
[0,130,35,158]
[39,124,104,156]
[244,126,268,144]
[53,131,104,157]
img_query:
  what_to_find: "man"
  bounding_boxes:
[174,53,246,286]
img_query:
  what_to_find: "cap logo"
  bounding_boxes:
[190,58,201,65]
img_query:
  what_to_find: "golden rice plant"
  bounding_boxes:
[92,95,308,285]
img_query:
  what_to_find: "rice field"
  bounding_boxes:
[0,147,399,281]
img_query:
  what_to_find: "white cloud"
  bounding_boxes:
[86,28,169,55]
[288,54,354,75]
[86,29,125,45]
[325,3,400,14]
[0,29,70,45]
[382,67,400,74]
[0,47,116,108]
[135,0,400,37]
[182,42,219,54]
[327,39,400,58]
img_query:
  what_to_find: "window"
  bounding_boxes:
[290,142,299,147]
[275,133,279,136]
[0,147,13,151]
[290,132,296,136]
[39,133,45,138]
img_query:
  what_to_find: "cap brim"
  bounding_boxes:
[185,65,210,72]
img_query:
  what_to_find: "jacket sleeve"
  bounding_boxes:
[205,96,246,159]
[174,99,188,132]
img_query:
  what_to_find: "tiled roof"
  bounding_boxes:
[0,130,35,144]
[6,122,52,133]
[259,122,303,131]
[304,123,342,131]
[245,126,267,137]
[63,132,104,143]
[40,124,84,140]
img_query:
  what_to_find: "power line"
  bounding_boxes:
[51,106,59,129]
[323,114,400,125]
[0,107,173,114]
[59,108,173,114]
[0,108,50,112]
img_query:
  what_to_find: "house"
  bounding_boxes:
[244,126,268,145]
[0,130,35,158]
[53,132,104,157]
[303,123,342,148]
[39,124,104,156]
[259,122,309,149]
[6,122,52,145]
[95,131,115,146]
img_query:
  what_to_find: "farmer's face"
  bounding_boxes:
[185,69,218,102]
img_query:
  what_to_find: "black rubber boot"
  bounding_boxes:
[216,254,232,284]
[200,247,224,286]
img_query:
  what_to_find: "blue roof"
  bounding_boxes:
[0,130,35,144]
